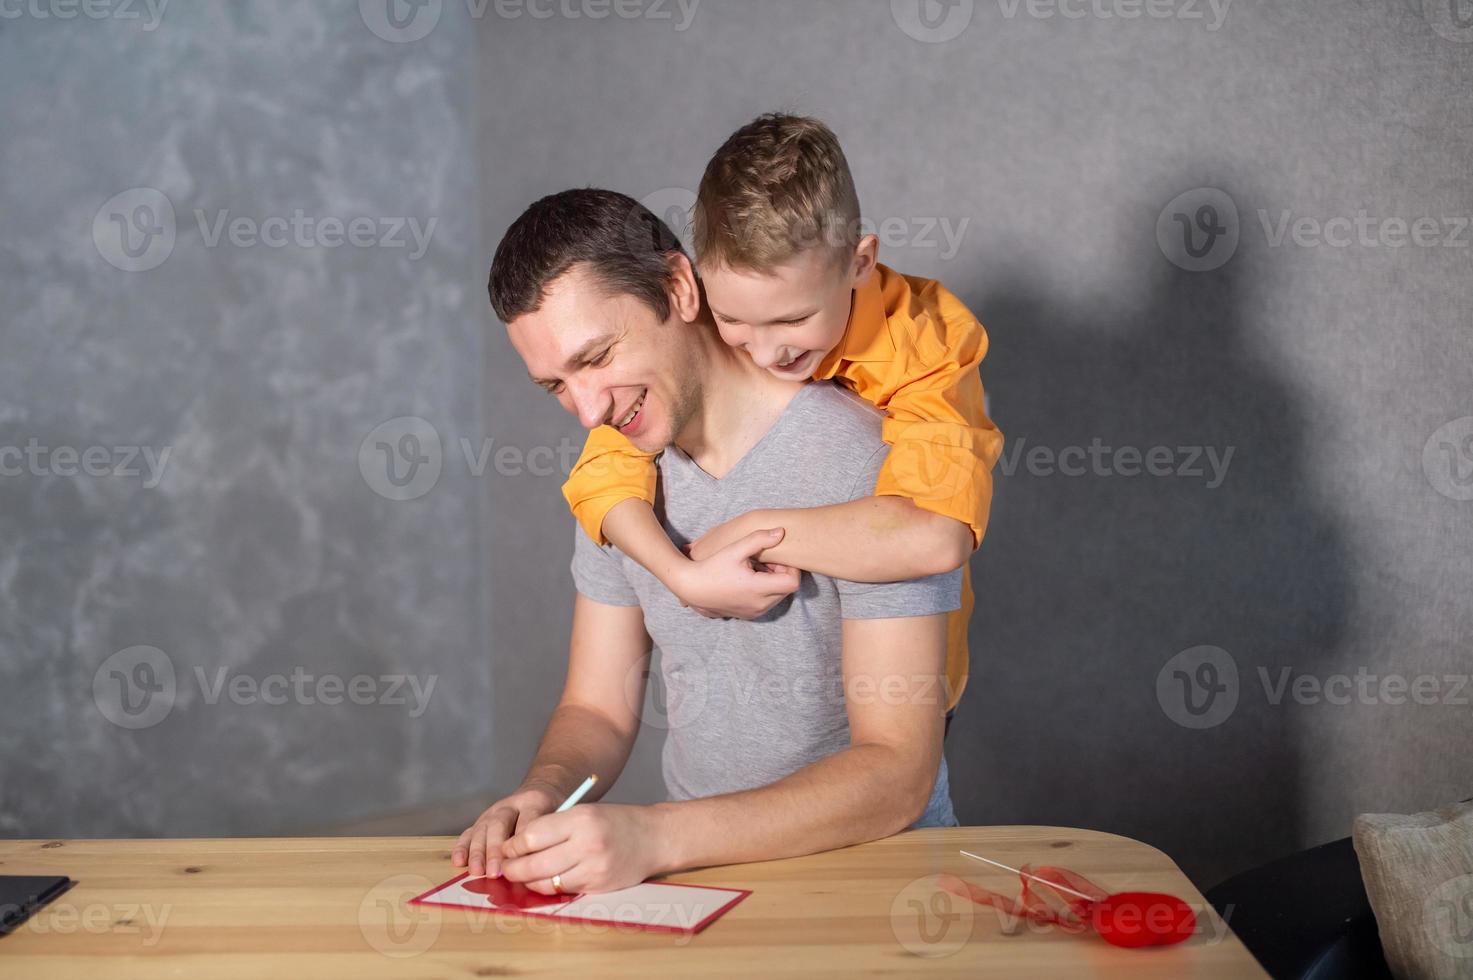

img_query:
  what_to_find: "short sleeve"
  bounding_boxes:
[569,523,640,606]
[836,441,963,618]
[837,567,963,620]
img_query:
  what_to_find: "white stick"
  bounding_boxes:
[958,849,1098,903]
[555,774,598,812]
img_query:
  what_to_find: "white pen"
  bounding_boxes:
[555,774,598,812]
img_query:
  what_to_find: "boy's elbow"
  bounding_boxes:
[918,517,973,577]
[878,497,971,576]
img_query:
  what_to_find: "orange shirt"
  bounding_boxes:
[562,263,1003,712]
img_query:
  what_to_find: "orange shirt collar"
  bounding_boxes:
[813,264,895,380]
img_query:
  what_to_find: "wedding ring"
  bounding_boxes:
[552,873,562,893]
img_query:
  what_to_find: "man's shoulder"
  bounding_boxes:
[791,381,883,441]
[762,382,888,496]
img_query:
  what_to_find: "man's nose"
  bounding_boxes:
[566,377,611,429]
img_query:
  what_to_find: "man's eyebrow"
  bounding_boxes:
[564,331,618,368]
[528,331,619,387]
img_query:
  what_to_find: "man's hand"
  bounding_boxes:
[499,802,669,895]
[672,526,800,619]
[452,782,562,878]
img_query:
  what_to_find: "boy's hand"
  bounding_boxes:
[499,802,669,895]
[452,781,562,878]
[673,526,799,619]
[688,509,774,564]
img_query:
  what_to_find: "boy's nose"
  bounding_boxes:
[749,344,782,369]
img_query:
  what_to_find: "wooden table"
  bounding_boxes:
[0,827,1267,978]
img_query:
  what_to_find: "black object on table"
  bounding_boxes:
[0,875,75,936]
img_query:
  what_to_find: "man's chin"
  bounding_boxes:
[627,431,669,454]
[619,419,667,454]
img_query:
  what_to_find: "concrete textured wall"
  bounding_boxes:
[2,0,1469,889]
[474,0,1473,887]
[0,2,487,836]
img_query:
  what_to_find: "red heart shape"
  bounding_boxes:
[463,875,569,909]
[1090,891,1197,947]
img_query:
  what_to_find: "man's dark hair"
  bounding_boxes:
[488,188,687,324]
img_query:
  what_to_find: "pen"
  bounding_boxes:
[555,774,598,812]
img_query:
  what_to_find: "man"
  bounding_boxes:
[453,189,960,895]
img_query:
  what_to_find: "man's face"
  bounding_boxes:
[507,264,700,454]
[699,246,860,380]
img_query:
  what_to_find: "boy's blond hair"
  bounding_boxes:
[692,113,861,271]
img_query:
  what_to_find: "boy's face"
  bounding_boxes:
[700,241,875,380]
[506,262,703,455]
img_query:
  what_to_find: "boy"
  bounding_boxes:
[562,113,1002,725]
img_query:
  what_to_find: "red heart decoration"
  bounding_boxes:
[1089,891,1197,948]
[463,875,569,909]
[938,866,1198,949]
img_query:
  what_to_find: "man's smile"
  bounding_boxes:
[614,388,647,434]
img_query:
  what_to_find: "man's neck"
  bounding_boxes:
[675,322,806,480]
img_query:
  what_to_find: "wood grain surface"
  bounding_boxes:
[0,826,1267,978]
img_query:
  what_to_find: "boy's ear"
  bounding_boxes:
[848,233,879,288]
[666,251,701,323]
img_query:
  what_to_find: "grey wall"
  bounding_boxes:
[476,0,1473,888]
[1,0,1469,890]
[0,3,488,836]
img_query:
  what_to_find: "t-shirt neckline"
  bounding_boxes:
[666,382,819,486]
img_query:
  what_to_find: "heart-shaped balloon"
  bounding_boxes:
[1088,890,1197,947]
[938,860,1198,949]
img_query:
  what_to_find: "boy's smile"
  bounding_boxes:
[701,243,875,380]
[766,348,822,379]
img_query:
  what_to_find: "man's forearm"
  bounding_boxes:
[758,496,972,582]
[520,701,638,802]
[647,739,939,875]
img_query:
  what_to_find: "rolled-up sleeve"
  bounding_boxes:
[873,303,1003,549]
[562,425,660,546]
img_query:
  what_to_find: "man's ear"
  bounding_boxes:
[666,251,702,323]
[848,233,879,288]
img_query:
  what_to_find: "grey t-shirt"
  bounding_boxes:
[570,382,962,824]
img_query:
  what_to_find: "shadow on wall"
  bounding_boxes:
[953,181,1352,888]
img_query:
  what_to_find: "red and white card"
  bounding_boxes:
[409,872,750,935]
